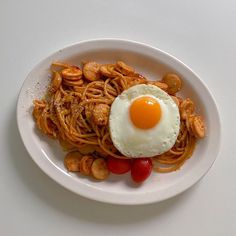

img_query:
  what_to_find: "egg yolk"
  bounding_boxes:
[129,96,161,129]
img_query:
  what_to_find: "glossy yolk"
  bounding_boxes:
[129,96,162,129]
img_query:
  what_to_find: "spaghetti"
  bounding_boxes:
[33,61,205,176]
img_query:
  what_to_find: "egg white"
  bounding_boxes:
[109,84,180,158]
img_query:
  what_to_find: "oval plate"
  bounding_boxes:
[17,39,221,205]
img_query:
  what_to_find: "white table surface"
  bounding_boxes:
[1,0,235,235]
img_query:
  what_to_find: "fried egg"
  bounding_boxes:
[109,84,180,158]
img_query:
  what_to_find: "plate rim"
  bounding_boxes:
[16,38,221,205]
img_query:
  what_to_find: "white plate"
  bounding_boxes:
[17,39,221,205]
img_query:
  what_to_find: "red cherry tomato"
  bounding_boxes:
[107,157,131,174]
[131,158,152,183]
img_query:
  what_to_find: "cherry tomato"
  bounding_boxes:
[131,158,152,183]
[107,157,131,174]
